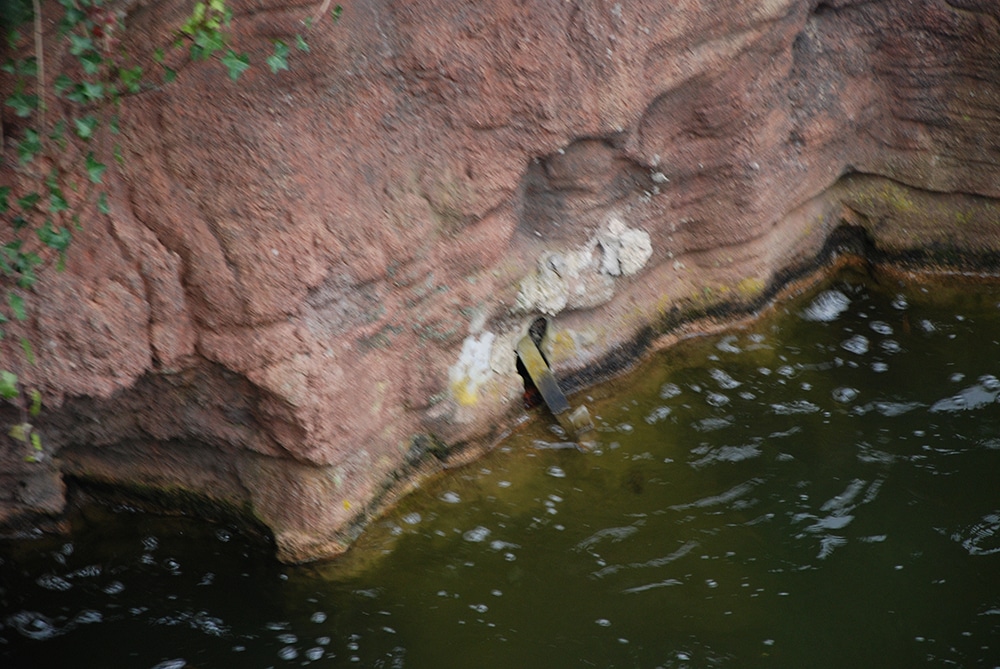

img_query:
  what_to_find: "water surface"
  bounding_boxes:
[3,267,1000,668]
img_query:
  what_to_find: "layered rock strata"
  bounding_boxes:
[2,0,999,561]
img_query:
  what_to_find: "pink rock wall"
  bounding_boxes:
[2,0,999,561]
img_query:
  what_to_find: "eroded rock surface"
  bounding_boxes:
[2,0,999,561]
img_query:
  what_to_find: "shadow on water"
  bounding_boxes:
[3,266,1000,668]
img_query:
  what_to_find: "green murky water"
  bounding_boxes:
[3,267,1000,668]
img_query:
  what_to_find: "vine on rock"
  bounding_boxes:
[1,0,341,462]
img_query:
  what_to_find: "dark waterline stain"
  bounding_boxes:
[3,268,1000,668]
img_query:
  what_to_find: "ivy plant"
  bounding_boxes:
[1,0,342,462]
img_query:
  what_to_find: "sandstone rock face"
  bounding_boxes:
[2,0,999,561]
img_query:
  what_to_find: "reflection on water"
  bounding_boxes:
[3,267,1000,668]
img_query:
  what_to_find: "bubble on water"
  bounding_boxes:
[401,512,421,525]
[36,574,72,591]
[869,320,893,335]
[8,611,59,640]
[709,368,742,389]
[595,618,612,627]
[150,660,187,669]
[316,636,331,646]
[706,392,730,407]
[74,609,103,625]
[463,526,491,543]
[616,423,634,433]
[801,290,851,322]
[142,536,159,551]
[880,339,901,354]
[277,633,298,644]
[771,400,820,415]
[491,589,503,597]
[659,382,682,399]
[489,539,520,552]
[546,465,566,478]
[892,295,909,310]
[310,611,327,624]
[952,511,1000,556]
[103,580,125,595]
[841,334,870,355]
[832,387,859,403]
[497,480,511,488]
[777,365,795,377]
[278,645,299,661]
[469,603,488,613]
[716,335,741,353]
[305,647,324,661]
[440,491,461,504]
[645,406,672,424]
[871,362,888,373]
[215,529,232,542]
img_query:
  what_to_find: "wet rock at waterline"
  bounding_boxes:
[2,0,1000,561]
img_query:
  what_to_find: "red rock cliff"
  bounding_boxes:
[2,0,999,561]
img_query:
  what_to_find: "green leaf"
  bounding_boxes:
[74,115,99,140]
[85,152,106,183]
[267,40,289,73]
[68,33,95,56]
[5,92,38,117]
[8,423,29,442]
[80,52,103,75]
[17,192,40,210]
[37,220,72,251]
[17,57,37,77]
[16,129,41,164]
[332,5,343,21]
[0,186,9,212]
[97,192,110,214]
[49,189,70,213]
[120,66,143,93]
[31,431,43,451]
[54,74,74,96]
[181,2,207,35]
[221,50,250,80]
[9,292,26,320]
[49,119,67,144]
[109,115,120,134]
[20,337,35,365]
[59,6,86,32]
[67,81,104,104]
[0,371,17,400]
[83,81,104,101]
[191,28,225,59]
[295,34,310,52]
[153,47,165,63]
[29,389,42,416]
[163,67,177,84]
